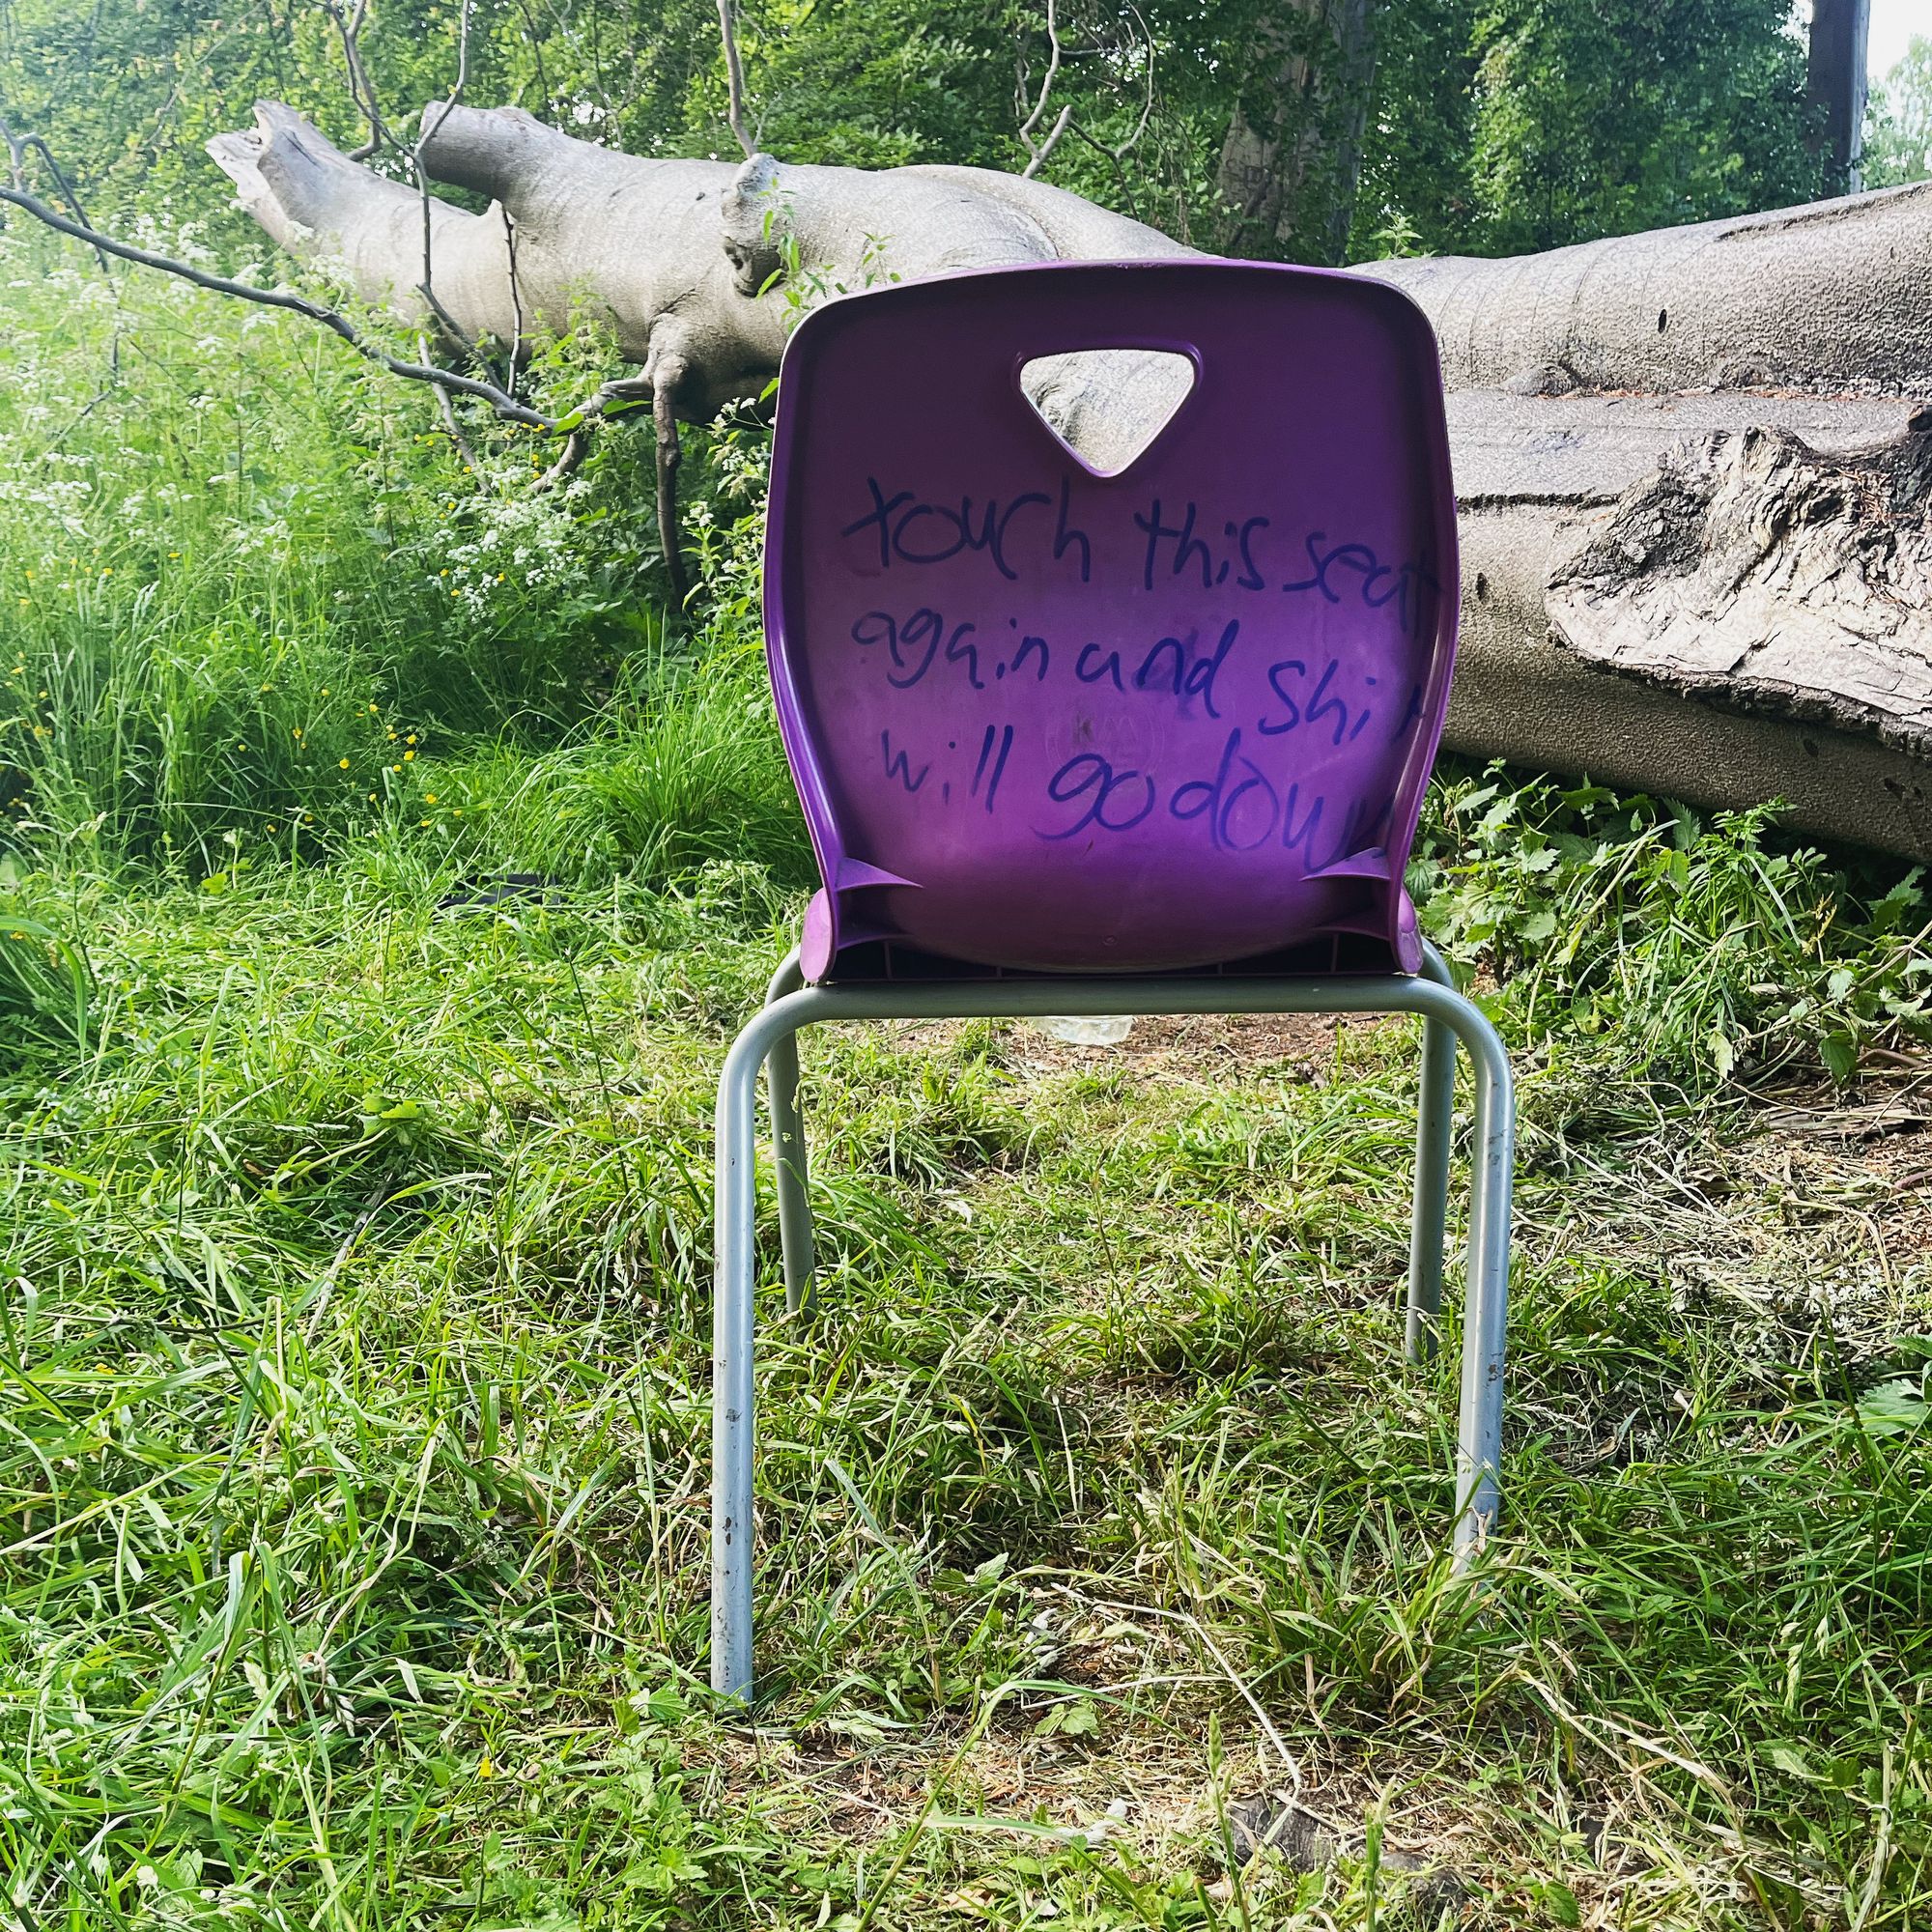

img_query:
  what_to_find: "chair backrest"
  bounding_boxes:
[764,260,1459,980]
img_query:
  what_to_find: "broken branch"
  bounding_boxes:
[0,159,674,567]
[1017,0,1075,179]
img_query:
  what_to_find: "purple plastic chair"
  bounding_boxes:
[711,261,1514,1698]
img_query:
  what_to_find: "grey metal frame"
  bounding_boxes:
[711,944,1512,1698]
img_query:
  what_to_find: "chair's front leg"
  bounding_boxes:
[1445,990,1514,1564]
[712,1009,782,1700]
[762,952,816,1316]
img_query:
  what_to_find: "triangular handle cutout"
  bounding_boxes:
[1018,348,1196,478]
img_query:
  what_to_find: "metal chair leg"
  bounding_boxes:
[711,970,1512,1697]
[1442,985,1513,1562]
[712,997,806,1700]
[1407,941,1459,1363]
[762,952,816,1315]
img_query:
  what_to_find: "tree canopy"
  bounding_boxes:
[0,0,1835,263]
[1867,34,1932,187]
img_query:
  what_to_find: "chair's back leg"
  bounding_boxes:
[764,952,818,1316]
[1406,943,1459,1362]
[1407,1015,1457,1362]
[768,1035,815,1316]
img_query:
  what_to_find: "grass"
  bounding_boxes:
[3,232,1932,1929]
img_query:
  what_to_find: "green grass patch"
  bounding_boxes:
[2,240,1931,1930]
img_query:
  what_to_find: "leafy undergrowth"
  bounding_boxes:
[4,247,1932,1930]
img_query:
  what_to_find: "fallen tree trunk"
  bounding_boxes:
[207,103,1932,856]
[1351,189,1932,854]
[1443,390,1932,857]
[1358,183,1932,397]
[206,101,1194,417]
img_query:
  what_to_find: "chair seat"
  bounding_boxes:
[798,894,1423,985]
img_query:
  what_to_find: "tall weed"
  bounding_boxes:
[0,230,705,868]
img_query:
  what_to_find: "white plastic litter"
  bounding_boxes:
[1028,1015,1135,1046]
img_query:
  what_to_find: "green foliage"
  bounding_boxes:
[0,889,90,1050]
[1350,0,1483,259]
[4,816,1932,1922]
[1413,767,1932,1087]
[1463,0,1821,251]
[1,20,1930,1928]
[0,0,1843,274]
[0,224,773,870]
[1866,35,1932,187]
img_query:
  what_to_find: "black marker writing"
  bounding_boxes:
[841,477,1056,582]
[881,730,930,793]
[1131,619,1239,720]
[852,607,983,690]
[1134,498,1214,591]
[969,724,1015,812]
[1170,726,1279,851]
[1052,476,1092,583]
[1075,641,1125,692]
[1257,655,1376,745]
[1039,753,1158,838]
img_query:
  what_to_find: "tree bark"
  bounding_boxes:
[1355,185,1932,856]
[206,101,1193,423]
[1444,391,1932,858]
[1214,0,1379,263]
[1353,180,1932,395]
[1807,0,1872,193]
[207,104,1932,857]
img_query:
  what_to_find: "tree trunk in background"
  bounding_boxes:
[1214,0,1379,263]
[1807,0,1872,192]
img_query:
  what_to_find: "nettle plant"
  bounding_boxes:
[1411,765,1932,1086]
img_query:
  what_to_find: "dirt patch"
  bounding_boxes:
[1009,1010,1342,1082]
[1747,1060,1932,1284]
[867,1009,1347,1088]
